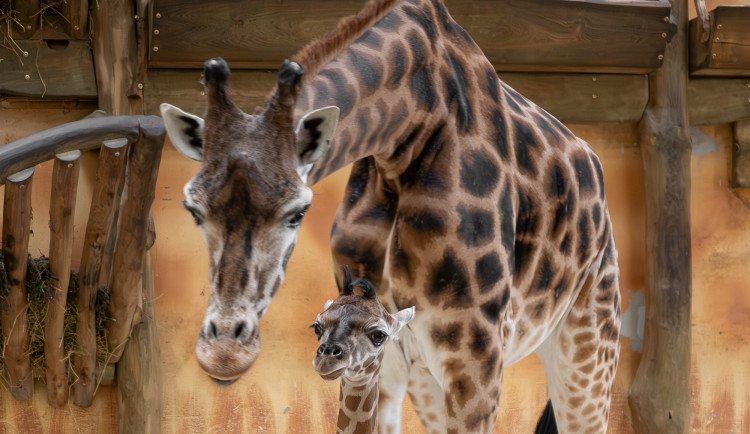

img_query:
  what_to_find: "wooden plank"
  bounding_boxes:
[689,78,750,126]
[117,252,162,434]
[733,120,750,188]
[62,0,89,39]
[0,40,97,99]
[628,0,691,431]
[149,0,673,73]
[1,168,35,401]
[690,6,750,77]
[72,139,129,408]
[8,1,40,39]
[144,68,648,123]
[44,151,82,408]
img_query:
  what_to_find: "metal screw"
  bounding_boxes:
[658,54,664,61]
[137,83,144,89]
[661,32,667,38]
[714,37,720,42]
[67,163,73,168]
[153,46,159,52]
[156,12,162,19]
[115,152,121,157]
[154,29,160,35]
[717,24,723,30]
[592,94,598,100]
[200,91,205,96]
[24,74,30,80]
[712,53,717,58]
[134,14,140,20]
[23,51,28,57]
[74,25,80,31]
[746,82,750,88]
[26,25,31,30]
[592,76,597,82]
[20,185,25,189]
[664,16,669,22]
[747,98,750,104]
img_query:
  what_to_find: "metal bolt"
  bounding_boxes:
[592,76,597,82]
[664,16,669,22]
[661,32,667,38]
[134,14,140,20]
[717,24,723,30]
[26,25,31,30]
[712,53,717,59]
[200,91,205,96]
[658,54,664,61]
[714,37,720,42]
[138,82,144,89]
[154,29,160,35]
[747,97,750,104]
[746,82,750,88]
[67,163,73,168]
[156,12,162,19]
[20,185,25,189]
[23,51,28,57]
[153,46,159,52]
[115,152,121,157]
[74,25,79,31]
[24,74,30,80]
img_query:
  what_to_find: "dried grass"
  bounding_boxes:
[0,253,112,385]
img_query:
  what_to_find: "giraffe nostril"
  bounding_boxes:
[317,345,325,356]
[232,321,247,341]
[330,344,344,359]
[208,321,219,339]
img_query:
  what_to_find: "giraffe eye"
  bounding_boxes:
[311,323,322,338]
[370,331,387,346]
[183,201,204,225]
[286,211,306,228]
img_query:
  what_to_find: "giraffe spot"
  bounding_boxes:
[389,43,407,89]
[392,125,423,162]
[337,411,351,429]
[401,208,447,236]
[569,396,585,410]
[592,203,602,230]
[581,361,596,375]
[334,238,384,285]
[573,155,595,195]
[592,156,606,200]
[427,249,472,308]
[481,290,509,325]
[527,301,547,320]
[482,348,500,382]
[514,119,538,176]
[457,206,494,247]
[499,183,514,254]
[449,374,477,407]
[491,109,509,160]
[560,231,572,255]
[467,409,492,431]
[532,256,556,293]
[573,342,596,363]
[319,69,353,117]
[600,320,619,342]
[469,321,492,357]
[578,212,591,265]
[390,219,417,286]
[553,275,570,302]
[513,240,536,281]
[355,29,382,48]
[376,9,403,30]
[399,123,447,192]
[408,32,436,110]
[486,68,500,104]
[503,86,525,112]
[548,162,570,199]
[362,387,377,413]
[535,112,563,143]
[475,252,504,293]
[343,159,370,211]
[517,189,539,236]
[430,322,464,351]
[445,51,474,133]
[542,109,574,139]
[460,151,498,197]
[574,332,596,345]
[345,394,359,412]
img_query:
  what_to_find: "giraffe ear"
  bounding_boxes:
[294,106,339,177]
[160,103,204,161]
[388,306,415,340]
[323,299,334,311]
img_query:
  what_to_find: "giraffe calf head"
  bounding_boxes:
[311,266,415,382]
[160,58,340,384]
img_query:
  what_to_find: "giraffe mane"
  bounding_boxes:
[290,0,402,84]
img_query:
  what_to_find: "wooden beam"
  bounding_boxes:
[0,40,97,99]
[690,6,750,77]
[629,0,691,432]
[689,78,750,126]
[149,0,673,73]
[72,139,129,408]
[62,0,90,39]
[1,168,35,400]
[116,252,162,434]
[44,151,82,408]
[733,120,750,188]
[144,69,649,123]
[0,115,164,182]
[8,1,40,39]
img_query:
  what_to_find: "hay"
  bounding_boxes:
[0,253,112,384]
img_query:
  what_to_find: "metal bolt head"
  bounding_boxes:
[23,51,28,57]
[26,25,31,30]
[134,14,140,20]
[154,29,160,35]
[153,46,159,52]
[74,25,80,31]
[592,93,598,100]
[592,76,597,82]
[712,53,717,59]
[714,37,720,42]
[24,74,30,80]
[664,16,669,22]
[717,24,723,30]
[661,32,667,38]
[138,83,144,90]
[67,163,73,168]
[658,54,664,61]
[156,12,162,19]
[115,152,121,157]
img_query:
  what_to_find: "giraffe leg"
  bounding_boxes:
[536,240,621,434]
[405,365,446,434]
[377,338,410,434]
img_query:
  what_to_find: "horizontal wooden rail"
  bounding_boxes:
[0,115,165,182]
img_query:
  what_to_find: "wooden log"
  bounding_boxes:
[629,0,692,432]
[0,115,164,181]
[72,139,129,408]
[62,0,89,39]
[689,78,750,126]
[1,168,35,400]
[117,252,162,434]
[0,40,97,100]
[733,120,750,188]
[44,151,82,408]
[149,0,673,73]
[105,117,166,363]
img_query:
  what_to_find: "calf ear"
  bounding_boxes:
[160,103,205,161]
[388,306,416,339]
[294,106,339,177]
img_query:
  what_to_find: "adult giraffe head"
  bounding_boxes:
[160,58,339,384]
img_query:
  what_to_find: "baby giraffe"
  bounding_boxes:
[312,266,415,434]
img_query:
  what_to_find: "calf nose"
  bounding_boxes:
[317,343,344,359]
[202,319,254,344]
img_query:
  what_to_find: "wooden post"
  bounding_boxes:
[72,139,129,408]
[106,121,166,362]
[44,151,82,408]
[1,168,35,400]
[629,0,691,432]
[117,251,162,434]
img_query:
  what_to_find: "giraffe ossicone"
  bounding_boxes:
[161,0,621,432]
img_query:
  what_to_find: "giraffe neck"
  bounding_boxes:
[294,0,492,184]
[337,375,379,434]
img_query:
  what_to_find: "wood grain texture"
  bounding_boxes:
[72,140,129,408]
[105,120,166,363]
[149,0,672,73]
[0,40,97,99]
[62,0,89,39]
[1,170,35,400]
[689,78,750,126]
[44,152,82,408]
[733,120,750,188]
[629,0,692,431]
[690,6,750,76]
[116,252,162,434]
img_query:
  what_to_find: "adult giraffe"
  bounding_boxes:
[160,0,621,432]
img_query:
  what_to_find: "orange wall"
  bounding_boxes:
[0,107,748,432]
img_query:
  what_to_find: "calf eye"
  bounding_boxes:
[310,323,322,339]
[287,211,306,228]
[370,331,387,346]
[183,201,204,225]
